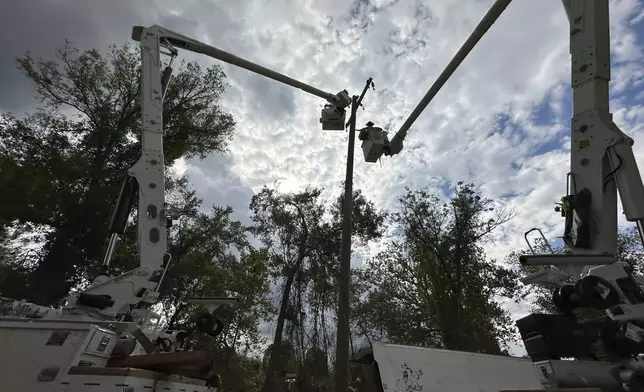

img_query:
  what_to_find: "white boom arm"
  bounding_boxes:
[517,5,644,388]
[386,0,512,157]
[129,24,350,273]
[358,0,513,162]
[356,0,644,320]
[360,0,644,255]
[66,25,351,320]
[131,26,351,109]
[520,0,644,271]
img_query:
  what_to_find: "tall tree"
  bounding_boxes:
[304,187,386,389]
[0,42,235,305]
[251,185,386,392]
[250,186,325,392]
[360,182,519,354]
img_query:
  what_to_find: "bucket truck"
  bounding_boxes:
[0,24,351,391]
[356,0,644,391]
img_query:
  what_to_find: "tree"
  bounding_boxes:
[360,182,519,354]
[304,187,386,391]
[250,185,325,392]
[353,266,434,347]
[218,355,265,392]
[306,187,387,358]
[263,340,298,375]
[615,226,644,276]
[250,185,386,392]
[510,226,644,314]
[0,223,37,298]
[108,173,272,359]
[0,41,235,305]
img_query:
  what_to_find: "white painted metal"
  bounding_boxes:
[0,320,117,391]
[520,0,644,271]
[0,316,213,392]
[371,342,543,392]
[536,360,624,391]
[130,25,350,108]
[58,368,211,392]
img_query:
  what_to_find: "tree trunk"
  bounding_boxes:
[21,171,113,306]
[26,231,77,306]
[263,264,299,392]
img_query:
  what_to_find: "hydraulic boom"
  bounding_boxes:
[0,24,356,392]
[67,25,352,321]
[355,0,644,390]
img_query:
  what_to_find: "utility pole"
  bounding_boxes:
[335,77,374,392]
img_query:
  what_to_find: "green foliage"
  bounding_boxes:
[263,340,298,374]
[616,226,644,276]
[117,175,272,356]
[303,346,329,379]
[251,185,326,391]
[307,188,387,358]
[359,182,519,354]
[250,185,324,275]
[217,354,265,392]
[0,41,235,305]
[159,205,249,306]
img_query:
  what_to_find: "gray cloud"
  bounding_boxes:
[0,0,254,224]
[0,0,150,113]
[183,154,256,226]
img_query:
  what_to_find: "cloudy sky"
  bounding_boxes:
[3,0,644,355]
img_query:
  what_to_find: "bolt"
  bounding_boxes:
[149,183,157,189]
[581,158,590,167]
[579,125,588,133]
[579,64,588,72]
[150,159,158,165]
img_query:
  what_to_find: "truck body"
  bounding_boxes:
[352,342,543,392]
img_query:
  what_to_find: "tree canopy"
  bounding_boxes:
[249,185,386,392]
[0,42,235,305]
[354,183,519,354]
